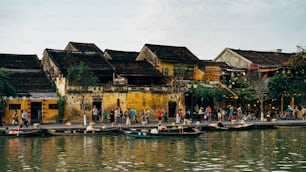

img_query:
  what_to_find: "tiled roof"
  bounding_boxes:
[45,49,113,77]
[105,49,163,77]
[198,60,229,71]
[65,41,103,54]
[144,44,200,63]
[0,53,41,69]
[104,49,138,62]
[230,49,293,66]
[8,71,54,93]
[0,53,54,94]
[112,61,163,77]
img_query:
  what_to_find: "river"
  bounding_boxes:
[0,127,305,171]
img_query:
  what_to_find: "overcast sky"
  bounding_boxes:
[0,0,305,59]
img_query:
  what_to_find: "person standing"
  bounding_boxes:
[157,108,163,124]
[131,107,137,124]
[145,109,150,124]
[12,110,18,126]
[21,110,28,128]
[126,108,131,126]
[110,108,115,126]
[176,109,183,124]
[163,108,168,123]
[92,105,99,123]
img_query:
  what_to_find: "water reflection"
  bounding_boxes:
[0,127,305,171]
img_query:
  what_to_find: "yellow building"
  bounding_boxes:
[0,53,58,124]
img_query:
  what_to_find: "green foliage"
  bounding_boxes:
[268,74,292,98]
[67,62,98,92]
[0,68,16,97]
[195,85,230,101]
[173,63,194,80]
[58,96,66,121]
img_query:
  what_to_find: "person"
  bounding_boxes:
[217,109,222,122]
[131,107,137,124]
[229,106,234,120]
[92,105,99,123]
[21,110,28,128]
[163,108,168,123]
[157,108,163,124]
[102,111,108,123]
[145,109,150,124]
[117,107,122,124]
[198,107,205,121]
[110,108,115,126]
[125,108,131,126]
[12,110,18,126]
[205,106,212,123]
[176,109,183,124]
[140,110,147,123]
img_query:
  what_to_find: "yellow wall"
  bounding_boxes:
[3,98,59,124]
[63,91,185,122]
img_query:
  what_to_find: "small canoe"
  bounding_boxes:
[123,127,201,139]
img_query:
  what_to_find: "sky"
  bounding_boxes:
[0,0,305,60]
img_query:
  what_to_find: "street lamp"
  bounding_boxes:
[188,83,198,122]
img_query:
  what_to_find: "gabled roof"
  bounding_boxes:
[144,44,200,63]
[65,41,103,54]
[0,53,54,94]
[45,49,113,77]
[113,61,163,77]
[104,49,139,62]
[0,53,41,69]
[8,71,54,93]
[199,60,229,68]
[104,49,162,77]
[230,48,293,66]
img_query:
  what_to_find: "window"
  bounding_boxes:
[49,104,58,109]
[9,104,21,110]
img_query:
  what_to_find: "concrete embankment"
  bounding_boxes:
[1,119,305,134]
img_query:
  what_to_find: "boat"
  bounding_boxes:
[45,128,120,136]
[0,128,46,137]
[122,126,201,139]
[206,122,256,131]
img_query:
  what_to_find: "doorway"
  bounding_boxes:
[168,102,177,118]
[31,102,42,124]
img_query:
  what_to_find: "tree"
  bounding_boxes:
[241,70,269,121]
[67,62,98,125]
[0,68,16,125]
[0,68,16,97]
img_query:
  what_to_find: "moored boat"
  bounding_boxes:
[206,122,255,131]
[0,128,45,137]
[122,126,201,139]
[45,128,119,136]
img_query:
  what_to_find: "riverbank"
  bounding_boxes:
[1,119,305,134]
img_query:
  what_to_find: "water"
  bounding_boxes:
[0,127,305,172]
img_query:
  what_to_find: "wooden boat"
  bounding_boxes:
[0,128,45,137]
[206,122,255,131]
[45,128,119,136]
[123,126,201,139]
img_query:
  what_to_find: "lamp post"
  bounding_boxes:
[188,83,198,122]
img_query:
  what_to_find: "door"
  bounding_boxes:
[168,102,177,118]
[31,102,42,124]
